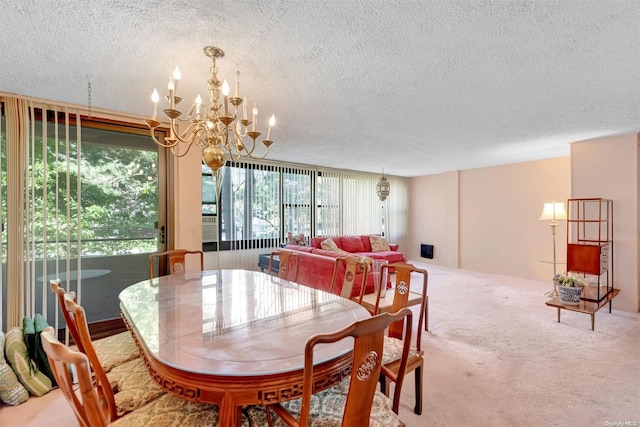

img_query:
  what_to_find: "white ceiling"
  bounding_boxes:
[1,0,639,177]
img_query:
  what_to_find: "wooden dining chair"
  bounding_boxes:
[148,248,204,279]
[379,262,429,415]
[247,308,413,426]
[268,249,300,281]
[61,292,164,417]
[40,327,249,427]
[50,279,140,373]
[329,255,371,302]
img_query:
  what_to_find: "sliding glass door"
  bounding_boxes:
[0,102,168,332]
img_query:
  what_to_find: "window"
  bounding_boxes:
[219,163,280,249]
[73,124,159,255]
[283,169,312,239]
[316,172,341,237]
[202,164,217,215]
[1,109,159,259]
[202,162,315,250]
[201,161,397,252]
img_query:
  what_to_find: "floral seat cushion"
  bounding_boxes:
[246,379,404,427]
[110,393,251,427]
[93,331,140,372]
[382,335,418,365]
[107,357,165,416]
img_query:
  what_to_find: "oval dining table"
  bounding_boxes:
[119,269,371,426]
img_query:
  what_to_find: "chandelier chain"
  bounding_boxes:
[87,76,92,118]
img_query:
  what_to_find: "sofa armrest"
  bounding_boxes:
[389,243,399,251]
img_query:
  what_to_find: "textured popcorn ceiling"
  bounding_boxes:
[1,0,639,177]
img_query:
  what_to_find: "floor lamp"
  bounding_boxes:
[539,201,567,297]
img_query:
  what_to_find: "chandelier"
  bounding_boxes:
[144,46,275,173]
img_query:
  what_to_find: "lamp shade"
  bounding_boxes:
[539,202,567,221]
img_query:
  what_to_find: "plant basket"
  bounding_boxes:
[557,285,582,306]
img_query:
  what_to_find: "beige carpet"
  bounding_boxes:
[2,263,639,426]
[398,261,640,427]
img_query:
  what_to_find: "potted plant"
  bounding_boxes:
[553,273,588,305]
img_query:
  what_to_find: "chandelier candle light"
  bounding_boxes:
[144,46,275,173]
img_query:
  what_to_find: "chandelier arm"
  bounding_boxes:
[226,145,242,163]
[246,150,270,160]
[148,130,180,148]
[175,122,204,145]
[169,139,199,158]
[241,139,271,159]
[246,140,271,159]
[236,135,257,156]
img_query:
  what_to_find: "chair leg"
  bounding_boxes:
[379,374,388,395]
[414,366,423,415]
[424,296,429,332]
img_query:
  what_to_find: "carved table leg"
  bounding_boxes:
[219,393,239,427]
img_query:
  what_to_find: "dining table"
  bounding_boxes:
[119,269,371,426]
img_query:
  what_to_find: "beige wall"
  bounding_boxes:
[408,134,640,313]
[570,134,639,312]
[407,171,459,266]
[459,157,572,279]
[173,141,206,271]
[408,156,571,281]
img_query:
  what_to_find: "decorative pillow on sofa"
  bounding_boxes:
[370,235,391,252]
[0,331,29,406]
[321,237,345,253]
[287,232,306,246]
[4,327,52,397]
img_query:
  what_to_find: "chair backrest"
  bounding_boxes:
[329,255,370,300]
[382,262,428,350]
[41,327,111,427]
[298,308,413,426]
[149,249,204,279]
[61,293,119,422]
[50,279,84,350]
[269,249,300,281]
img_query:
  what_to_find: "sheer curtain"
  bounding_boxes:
[316,167,403,240]
[3,97,29,328]
[1,96,83,331]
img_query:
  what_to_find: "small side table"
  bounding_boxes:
[545,287,619,331]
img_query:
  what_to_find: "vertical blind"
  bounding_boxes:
[1,96,83,333]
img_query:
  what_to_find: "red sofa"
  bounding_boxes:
[307,235,406,264]
[283,235,404,297]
